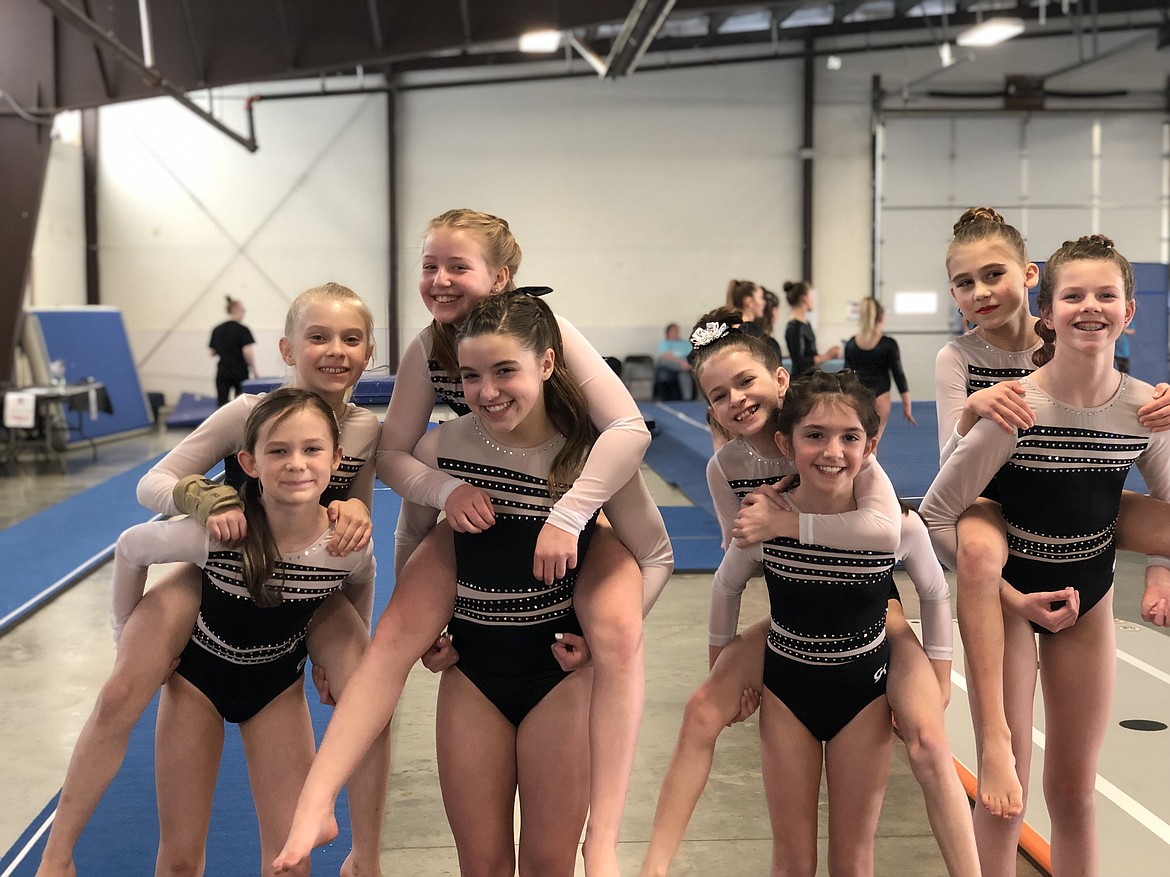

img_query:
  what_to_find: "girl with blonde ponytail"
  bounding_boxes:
[844,296,916,445]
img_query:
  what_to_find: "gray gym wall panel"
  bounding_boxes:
[29,118,87,309]
[94,82,390,406]
[394,61,806,363]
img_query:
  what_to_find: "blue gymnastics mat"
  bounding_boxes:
[0,455,170,634]
[0,487,403,877]
[165,392,219,428]
[242,373,397,405]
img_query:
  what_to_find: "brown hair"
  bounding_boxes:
[225,296,243,316]
[726,279,761,312]
[457,291,597,501]
[783,280,811,308]
[1033,234,1134,368]
[946,207,1028,272]
[776,369,879,442]
[688,306,782,404]
[238,388,341,607]
[426,209,523,378]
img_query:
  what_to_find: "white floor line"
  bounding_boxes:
[950,668,1170,847]
[1,810,54,877]
[653,402,709,431]
[1116,647,1170,686]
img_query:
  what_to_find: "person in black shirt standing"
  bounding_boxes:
[209,296,256,407]
[783,280,840,378]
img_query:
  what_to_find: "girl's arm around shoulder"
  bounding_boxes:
[919,417,1018,570]
[392,425,443,577]
[341,403,383,510]
[798,456,900,552]
[545,316,650,536]
[341,541,378,630]
[137,395,254,514]
[706,453,739,548]
[897,510,953,661]
[708,542,763,649]
[600,470,674,615]
[110,517,211,643]
[375,333,465,508]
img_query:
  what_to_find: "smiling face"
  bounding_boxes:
[420,226,510,326]
[1042,259,1135,358]
[697,346,789,439]
[459,332,555,446]
[238,408,340,508]
[279,300,373,399]
[947,238,1038,331]
[778,400,875,504]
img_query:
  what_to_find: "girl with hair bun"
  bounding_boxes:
[783,280,840,379]
[923,233,1170,875]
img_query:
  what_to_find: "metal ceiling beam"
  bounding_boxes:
[177,0,206,84]
[367,0,384,52]
[832,1,867,22]
[37,0,257,151]
[605,0,677,78]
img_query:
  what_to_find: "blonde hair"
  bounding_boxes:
[857,297,883,344]
[426,209,523,377]
[284,282,375,359]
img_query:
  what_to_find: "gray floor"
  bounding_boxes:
[0,419,1047,875]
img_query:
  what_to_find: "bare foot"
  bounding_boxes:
[273,805,339,873]
[979,739,1024,819]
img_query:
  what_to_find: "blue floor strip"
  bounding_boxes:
[0,455,174,634]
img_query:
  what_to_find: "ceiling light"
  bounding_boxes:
[519,30,561,53]
[956,17,1025,48]
[826,54,842,71]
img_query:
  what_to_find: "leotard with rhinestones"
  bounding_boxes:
[382,319,673,611]
[111,516,375,722]
[398,413,658,725]
[922,374,1170,633]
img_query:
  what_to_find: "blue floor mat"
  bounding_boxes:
[165,392,219,428]
[0,455,170,633]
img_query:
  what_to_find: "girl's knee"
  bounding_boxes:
[517,846,575,877]
[900,719,953,775]
[154,850,205,877]
[93,673,148,731]
[1043,774,1096,823]
[681,685,734,741]
[458,849,514,877]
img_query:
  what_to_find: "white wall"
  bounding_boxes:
[96,82,390,405]
[27,17,1170,403]
[29,113,87,308]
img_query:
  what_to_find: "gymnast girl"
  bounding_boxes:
[935,209,1170,832]
[922,234,1170,876]
[638,309,978,877]
[277,209,672,876]
[112,389,370,875]
[726,369,897,875]
[37,282,387,877]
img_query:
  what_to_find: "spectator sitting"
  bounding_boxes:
[656,322,695,400]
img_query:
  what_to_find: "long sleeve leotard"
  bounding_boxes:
[111,516,375,722]
[381,318,673,612]
[134,393,381,624]
[921,375,1170,632]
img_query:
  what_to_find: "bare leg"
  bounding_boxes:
[153,675,224,877]
[275,523,456,872]
[306,593,390,877]
[1039,593,1115,876]
[240,681,317,877]
[954,500,1022,818]
[573,524,645,877]
[435,669,518,877]
[884,603,980,877]
[970,611,1037,877]
[824,696,894,877]
[639,619,767,877]
[37,567,201,877]
[758,690,822,877]
[516,670,592,877]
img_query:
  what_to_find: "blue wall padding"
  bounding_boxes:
[30,307,154,440]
